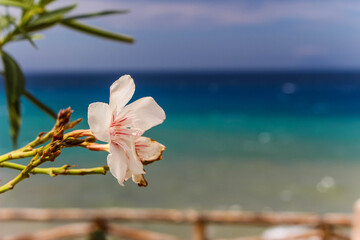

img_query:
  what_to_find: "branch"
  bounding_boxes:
[0,153,40,193]
[25,115,81,150]
[0,162,109,176]
[0,116,82,163]
[0,148,39,163]
[0,143,64,193]
[0,107,109,194]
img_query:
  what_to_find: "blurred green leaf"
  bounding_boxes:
[23,0,34,5]
[64,10,128,21]
[1,13,37,49]
[0,15,15,31]
[20,7,44,27]
[38,0,55,7]
[10,23,39,48]
[23,20,57,33]
[28,4,76,27]
[61,20,134,43]
[22,5,76,33]
[0,0,30,9]
[23,89,56,119]
[1,50,25,147]
[13,33,44,42]
[19,32,38,48]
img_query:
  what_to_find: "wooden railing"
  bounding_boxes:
[0,207,356,240]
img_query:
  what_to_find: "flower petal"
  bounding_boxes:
[126,138,146,175]
[88,102,111,142]
[109,75,135,111]
[108,143,128,186]
[122,97,166,132]
[132,174,148,187]
[115,138,145,176]
[125,169,132,181]
[136,137,165,165]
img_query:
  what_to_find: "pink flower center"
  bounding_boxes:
[109,112,142,143]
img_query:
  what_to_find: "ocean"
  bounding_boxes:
[1,71,360,218]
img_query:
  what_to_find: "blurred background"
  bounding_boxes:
[2,1,360,236]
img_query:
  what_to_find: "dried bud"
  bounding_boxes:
[53,107,73,141]
[57,107,73,126]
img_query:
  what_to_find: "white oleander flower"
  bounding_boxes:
[88,75,165,186]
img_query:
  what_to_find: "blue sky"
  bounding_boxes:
[6,0,360,71]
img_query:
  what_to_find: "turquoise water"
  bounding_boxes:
[1,71,360,217]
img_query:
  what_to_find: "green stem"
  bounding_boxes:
[0,118,83,164]
[0,107,108,194]
[27,131,53,149]
[0,162,109,176]
[0,149,38,163]
[25,118,82,150]
[0,154,39,193]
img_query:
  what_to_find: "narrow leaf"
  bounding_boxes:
[0,0,30,9]
[3,16,34,49]
[61,20,134,43]
[13,33,44,42]
[38,0,55,7]
[64,10,128,21]
[23,89,57,119]
[23,20,59,33]
[23,32,38,49]
[1,50,25,147]
[0,15,16,31]
[28,4,76,27]
[11,24,38,49]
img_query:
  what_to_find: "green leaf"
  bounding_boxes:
[64,10,128,21]
[28,4,76,27]
[1,50,25,147]
[23,20,57,33]
[11,24,39,49]
[0,15,16,31]
[19,6,44,27]
[24,0,34,5]
[3,13,39,49]
[0,0,30,9]
[22,4,76,33]
[23,89,56,119]
[38,0,56,7]
[61,20,134,43]
[13,33,44,42]
[21,32,38,49]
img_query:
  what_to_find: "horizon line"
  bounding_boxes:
[23,67,360,74]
